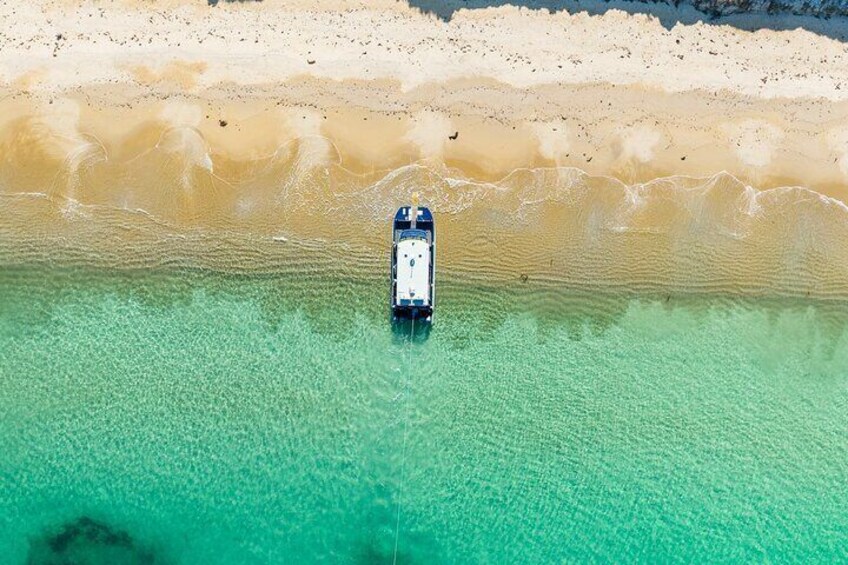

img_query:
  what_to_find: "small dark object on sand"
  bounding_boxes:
[448,131,459,140]
[208,0,264,5]
[219,120,228,127]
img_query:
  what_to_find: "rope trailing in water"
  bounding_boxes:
[392,316,414,565]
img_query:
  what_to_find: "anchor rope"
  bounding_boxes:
[391,316,414,565]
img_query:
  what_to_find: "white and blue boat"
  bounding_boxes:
[390,199,435,323]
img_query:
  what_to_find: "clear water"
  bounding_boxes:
[2,268,847,563]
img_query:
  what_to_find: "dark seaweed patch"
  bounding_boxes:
[27,516,159,565]
[355,538,417,565]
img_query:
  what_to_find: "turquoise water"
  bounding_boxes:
[2,268,847,563]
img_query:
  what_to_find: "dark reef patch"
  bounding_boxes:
[354,537,418,565]
[27,516,160,565]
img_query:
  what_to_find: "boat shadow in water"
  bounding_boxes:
[391,317,432,344]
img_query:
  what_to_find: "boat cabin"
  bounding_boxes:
[391,205,435,322]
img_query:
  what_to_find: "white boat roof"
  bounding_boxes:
[395,237,431,304]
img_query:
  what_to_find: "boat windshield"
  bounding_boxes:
[399,229,428,241]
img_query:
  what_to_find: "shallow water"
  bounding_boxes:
[2,268,847,563]
[2,110,848,562]
[3,107,848,299]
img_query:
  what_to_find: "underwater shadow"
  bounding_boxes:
[391,317,433,344]
[27,516,164,565]
[405,0,848,42]
[355,540,419,564]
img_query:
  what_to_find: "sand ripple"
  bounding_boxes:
[1,131,847,300]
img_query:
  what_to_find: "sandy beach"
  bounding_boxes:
[2,0,848,295]
[4,0,848,187]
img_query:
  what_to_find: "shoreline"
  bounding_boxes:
[3,81,848,196]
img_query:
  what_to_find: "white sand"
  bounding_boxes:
[2,0,848,99]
